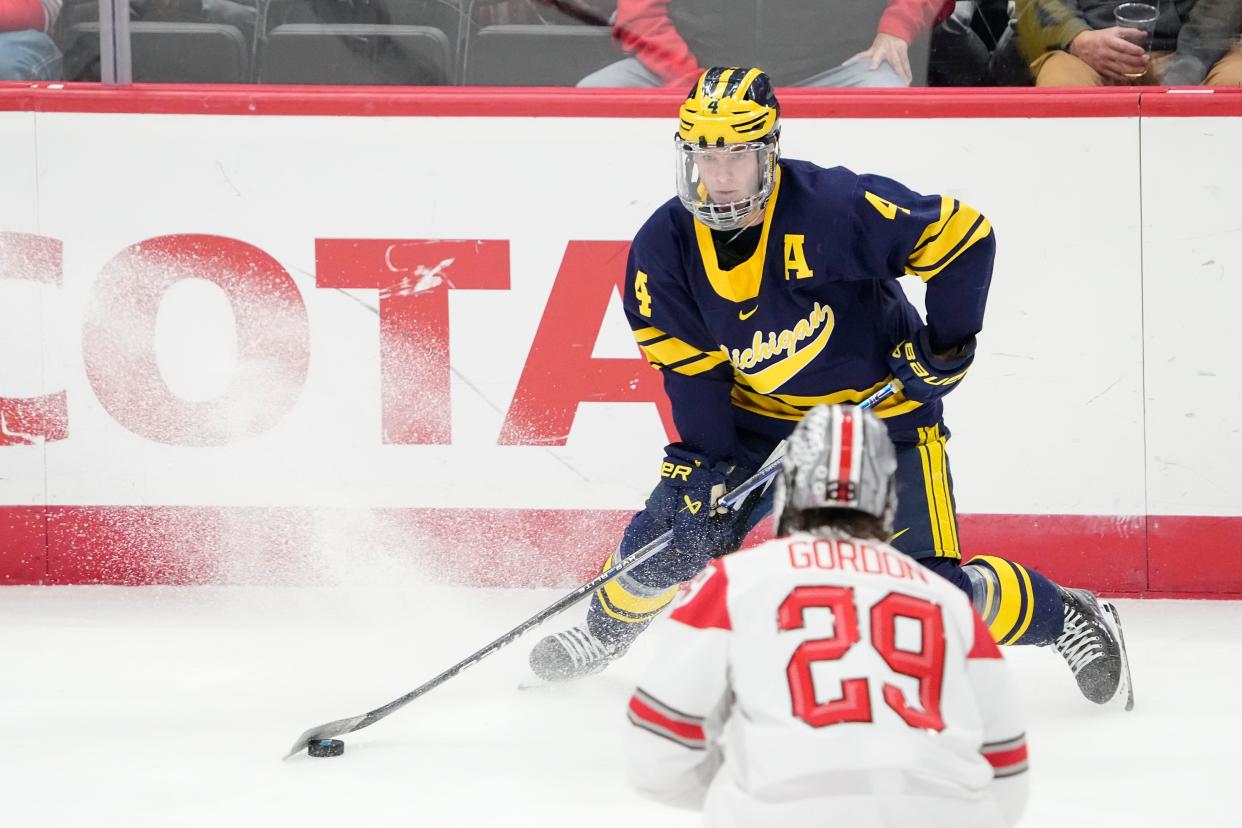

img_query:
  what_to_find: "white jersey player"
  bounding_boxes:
[625,403,1029,827]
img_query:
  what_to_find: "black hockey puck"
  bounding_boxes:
[307,738,345,758]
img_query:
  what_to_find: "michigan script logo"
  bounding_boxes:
[724,302,835,394]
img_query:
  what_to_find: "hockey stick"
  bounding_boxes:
[280,449,785,758]
[283,382,895,758]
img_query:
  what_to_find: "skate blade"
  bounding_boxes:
[518,674,597,692]
[518,666,607,691]
[1101,601,1135,712]
[518,674,553,691]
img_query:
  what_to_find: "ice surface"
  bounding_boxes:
[1,585,1238,827]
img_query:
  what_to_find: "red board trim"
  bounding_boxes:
[1148,515,1242,593]
[1141,89,1242,116]
[0,83,1199,119]
[2,506,1240,594]
[0,506,45,584]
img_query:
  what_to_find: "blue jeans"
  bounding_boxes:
[0,30,63,81]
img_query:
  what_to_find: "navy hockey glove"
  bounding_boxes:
[660,445,735,566]
[887,328,976,403]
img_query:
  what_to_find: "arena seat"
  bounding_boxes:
[257,24,452,85]
[463,25,623,86]
[62,22,250,83]
[255,0,462,82]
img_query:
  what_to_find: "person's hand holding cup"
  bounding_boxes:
[1067,2,1158,82]
[1112,3,1160,80]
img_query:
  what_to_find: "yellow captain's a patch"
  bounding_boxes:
[782,233,814,280]
[967,555,1037,645]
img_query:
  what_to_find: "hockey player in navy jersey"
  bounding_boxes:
[529,66,1132,710]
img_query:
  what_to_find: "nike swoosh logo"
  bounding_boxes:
[738,306,759,320]
[889,528,910,542]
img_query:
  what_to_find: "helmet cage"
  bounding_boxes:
[674,139,778,232]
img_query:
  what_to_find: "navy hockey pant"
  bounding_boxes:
[588,422,1065,647]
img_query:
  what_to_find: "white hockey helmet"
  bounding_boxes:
[775,404,898,535]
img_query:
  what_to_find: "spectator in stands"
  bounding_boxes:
[579,0,954,87]
[1016,0,1242,85]
[0,0,60,80]
[927,0,1035,86]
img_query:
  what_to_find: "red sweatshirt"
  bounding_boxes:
[614,0,955,85]
[0,0,50,32]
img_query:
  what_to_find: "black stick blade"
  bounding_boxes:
[283,715,367,759]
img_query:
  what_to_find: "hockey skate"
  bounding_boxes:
[1052,587,1134,710]
[528,624,628,683]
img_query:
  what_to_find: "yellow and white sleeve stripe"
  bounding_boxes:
[905,197,992,282]
[633,326,729,377]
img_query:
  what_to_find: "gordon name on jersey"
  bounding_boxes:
[623,159,994,457]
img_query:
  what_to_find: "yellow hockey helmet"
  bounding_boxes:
[675,67,781,231]
[677,66,781,148]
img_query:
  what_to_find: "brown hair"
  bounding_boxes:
[778,508,888,542]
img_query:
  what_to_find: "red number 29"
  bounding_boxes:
[778,586,946,731]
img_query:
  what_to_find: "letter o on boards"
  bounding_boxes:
[82,235,310,445]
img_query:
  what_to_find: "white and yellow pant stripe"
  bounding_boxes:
[963,555,1039,645]
[913,424,960,559]
[595,551,680,625]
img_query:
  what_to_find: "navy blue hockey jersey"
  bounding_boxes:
[623,158,995,462]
